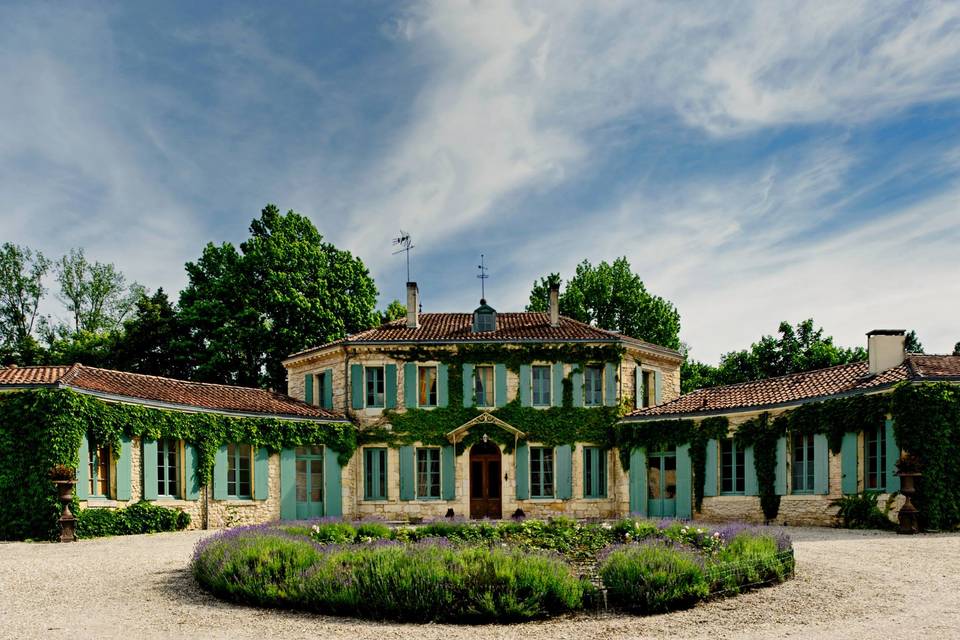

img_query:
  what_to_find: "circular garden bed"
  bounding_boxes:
[192,517,794,623]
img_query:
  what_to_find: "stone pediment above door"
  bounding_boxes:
[445,411,526,444]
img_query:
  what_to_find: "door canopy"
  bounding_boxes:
[445,411,525,445]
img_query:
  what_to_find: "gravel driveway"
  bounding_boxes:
[1,526,958,640]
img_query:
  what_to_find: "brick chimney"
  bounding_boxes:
[867,329,906,374]
[549,282,560,328]
[406,282,420,329]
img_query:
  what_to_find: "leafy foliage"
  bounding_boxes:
[599,543,709,612]
[526,257,681,350]
[193,533,585,623]
[681,319,866,393]
[829,492,895,530]
[53,248,143,334]
[735,413,785,522]
[0,388,355,540]
[76,501,191,538]
[0,242,50,364]
[111,289,194,378]
[179,205,379,389]
[380,300,406,324]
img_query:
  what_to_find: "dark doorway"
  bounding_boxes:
[469,441,502,519]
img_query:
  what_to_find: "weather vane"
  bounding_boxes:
[477,253,489,301]
[392,231,415,282]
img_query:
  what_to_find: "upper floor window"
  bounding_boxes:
[639,370,655,408]
[227,443,252,499]
[865,427,886,491]
[418,366,438,407]
[317,373,327,409]
[532,366,551,406]
[720,438,745,495]
[88,439,110,498]
[416,448,441,499]
[530,447,554,498]
[791,433,814,494]
[365,366,385,408]
[157,438,180,498]
[584,366,603,406]
[474,365,495,407]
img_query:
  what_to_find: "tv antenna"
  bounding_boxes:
[392,231,415,282]
[477,253,489,301]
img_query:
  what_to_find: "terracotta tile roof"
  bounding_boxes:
[626,354,960,419]
[286,313,680,361]
[0,364,345,421]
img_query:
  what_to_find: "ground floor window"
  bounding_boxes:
[530,447,554,498]
[865,427,886,491]
[157,438,179,498]
[720,438,745,494]
[416,448,441,499]
[364,448,388,500]
[88,439,110,498]
[791,432,815,494]
[227,443,252,499]
[583,446,607,498]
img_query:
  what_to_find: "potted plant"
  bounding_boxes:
[894,454,922,535]
[49,464,78,542]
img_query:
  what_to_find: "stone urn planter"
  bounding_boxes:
[895,455,922,535]
[49,465,78,543]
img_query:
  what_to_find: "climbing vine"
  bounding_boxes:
[734,413,786,522]
[0,388,356,541]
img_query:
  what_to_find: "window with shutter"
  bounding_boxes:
[364,448,388,500]
[530,447,555,498]
[720,439,745,495]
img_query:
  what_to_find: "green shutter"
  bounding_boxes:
[462,364,474,408]
[184,443,202,500]
[885,419,900,493]
[322,369,333,409]
[840,432,859,494]
[351,364,364,409]
[774,437,787,495]
[519,364,532,407]
[253,446,269,500]
[116,434,132,501]
[437,363,449,407]
[572,368,584,407]
[441,445,456,500]
[629,448,647,516]
[744,446,758,496]
[635,365,642,408]
[813,433,829,495]
[654,370,663,404]
[142,439,158,501]
[280,448,296,520]
[76,436,90,500]
[703,439,718,497]
[385,363,398,409]
[604,362,617,406]
[213,445,228,500]
[304,373,314,405]
[324,447,342,516]
[676,444,692,519]
[495,364,507,407]
[399,445,415,501]
[556,445,572,499]
[515,442,529,500]
[403,363,417,408]
[551,363,563,407]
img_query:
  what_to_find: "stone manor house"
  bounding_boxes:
[3,281,958,530]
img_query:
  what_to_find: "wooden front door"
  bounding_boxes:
[469,441,502,519]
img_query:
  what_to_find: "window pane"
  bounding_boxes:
[533,366,551,406]
[239,444,251,498]
[475,366,494,406]
[542,449,553,496]
[366,367,384,407]
[296,460,307,502]
[419,367,437,406]
[734,446,745,494]
[310,460,323,502]
[584,448,593,496]
[648,455,661,499]
[585,367,602,406]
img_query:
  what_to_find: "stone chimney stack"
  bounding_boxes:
[406,282,420,329]
[549,283,560,328]
[867,329,906,374]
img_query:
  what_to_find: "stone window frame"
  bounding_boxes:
[530,446,555,498]
[473,365,495,408]
[88,438,112,499]
[363,447,388,501]
[719,438,745,495]
[417,365,438,408]
[583,365,603,407]
[157,438,181,499]
[582,445,607,499]
[415,447,442,500]
[864,426,887,492]
[365,365,385,408]
[790,432,815,494]
[532,365,552,407]
[226,443,253,499]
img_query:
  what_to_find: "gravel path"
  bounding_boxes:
[1,527,958,639]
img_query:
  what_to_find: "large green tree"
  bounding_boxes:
[526,257,681,350]
[54,248,142,334]
[0,243,50,364]
[681,319,866,393]
[112,289,193,378]
[179,205,379,389]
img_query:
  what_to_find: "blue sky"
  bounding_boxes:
[2,1,959,363]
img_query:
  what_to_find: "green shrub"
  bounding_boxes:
[830,492,895,530]
[600,543,709,613]
[355,522,391,541]
[193,532,584,622]
[308,521,357,544]
[706,532,793,593]
[76,501,190,538]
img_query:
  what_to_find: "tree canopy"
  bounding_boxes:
[527,257,681,350]
[0,243,50,363]
[681,319,866,393]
